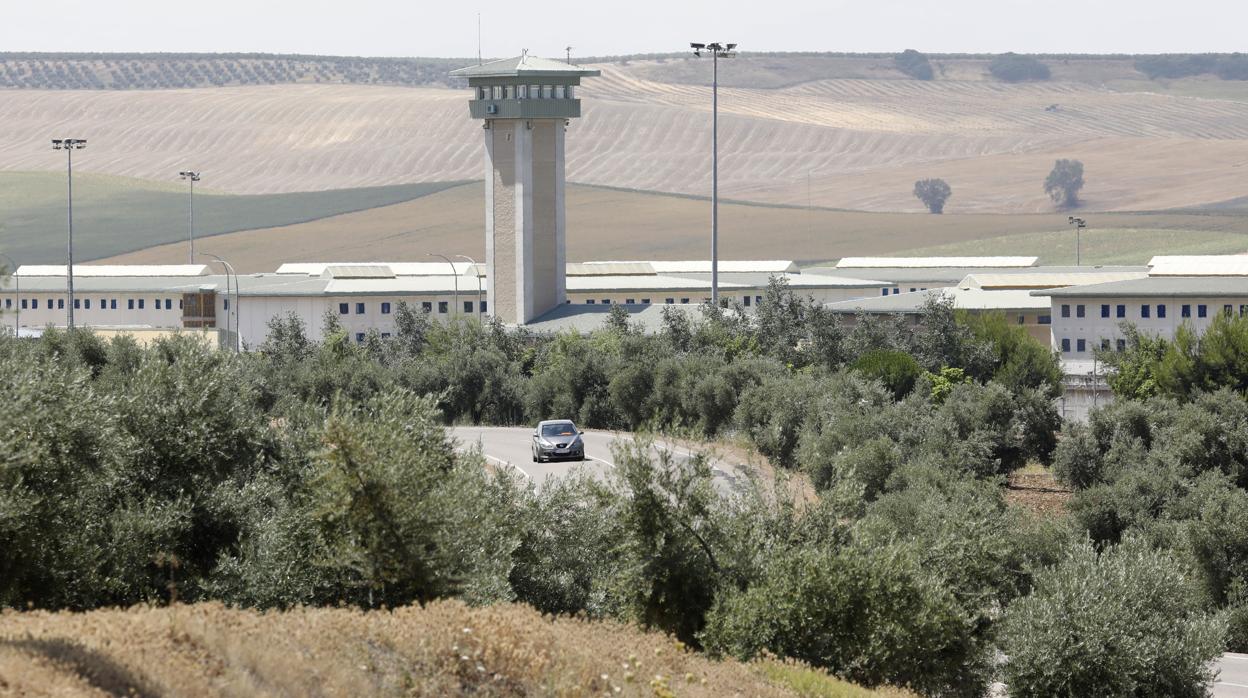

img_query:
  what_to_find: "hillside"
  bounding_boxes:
[0,601,911,697]
[97,183,1248,272]
[0,173,463,262]
[2,54,1248,215]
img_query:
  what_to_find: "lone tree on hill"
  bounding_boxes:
[894,49,934,81]
[914,178,952,214]
[1044,159,1085,209]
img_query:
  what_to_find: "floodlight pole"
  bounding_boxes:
[428,253,459,319]
[52,138,86,329]
[180,171,201,264]
[691,42,736,306]
[1069,216,1087,266]
[0,253,18,335]
[455,254,483,323]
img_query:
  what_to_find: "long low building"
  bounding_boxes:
[0,260,889,347]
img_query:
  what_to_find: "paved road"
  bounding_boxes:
[449,425,743,490]
[1218,654,1248,697]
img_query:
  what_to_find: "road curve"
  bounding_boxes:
[1217,654,1248,697]
[449,425,744,490]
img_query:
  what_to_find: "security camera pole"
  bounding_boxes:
[52,138,86,329]
[180,171,201,264]
[1068,216,1087,266]
[690,41,736,306]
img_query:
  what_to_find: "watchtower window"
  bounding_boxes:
[555,85,566,99]
[477,86,488,100]
[542,85,553,98]
[491,85,503,99]
[566,85,575,99]
[505,85,515,99]
[517,85,528,99]
[530,84,540,98]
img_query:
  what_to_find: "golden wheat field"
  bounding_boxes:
[3,56,1248,213]
[0,601,912,698]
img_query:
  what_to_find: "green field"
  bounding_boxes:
[906,227,1248,266]
[0,173,467,263]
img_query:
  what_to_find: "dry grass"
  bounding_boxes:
[0,601,909,698]
[96,182,1248,272]
[4,59,1248,213]
[1006,467,1072,517]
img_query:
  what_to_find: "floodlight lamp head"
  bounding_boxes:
[690,42,705,50]
[726,43,737,50]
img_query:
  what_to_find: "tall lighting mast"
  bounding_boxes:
[180,171,201,264]
[52,138,86,328]
[689,42,736,306]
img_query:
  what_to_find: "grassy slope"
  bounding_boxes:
[0,173,467,263]
[906,227,1248,266]
[0,601,912,698]
[99,183,1248,272]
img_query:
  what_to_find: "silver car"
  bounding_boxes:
[532,420,586,462]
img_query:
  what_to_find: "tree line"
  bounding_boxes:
[0,280,1233,695]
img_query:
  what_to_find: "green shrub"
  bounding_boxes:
[1002,537,1225,697]
[850,350,921,400]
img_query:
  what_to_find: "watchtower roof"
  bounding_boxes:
[451,54,600,79]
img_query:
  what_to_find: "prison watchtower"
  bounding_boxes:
[450,52,599,324]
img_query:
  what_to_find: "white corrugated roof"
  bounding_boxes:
[566,262,657,276]
[587,260,798,274]
[568,275,741,291]
[324,277,487,295]
[276,262,475,276]
[322,265,395,279]
[960,271,1148,290]
[1148,255,1248,276]
[16,264,210,277]
[835,257,1038,269]
[827,287,1050,313]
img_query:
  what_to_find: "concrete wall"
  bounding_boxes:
[1047,295,1248,359]
[2,291,187,329]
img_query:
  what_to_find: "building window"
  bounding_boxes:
[1061,338,1071,353]
[20,299,26,309]
[626,298,636,305]
[58,299,64,310]
[517,85,528,99]
[1198,304,1208,318]
[1141,304,1150,318]
[479,300,487,313]
[1116,304,1125,318]
[1181,304,1191,318]
[756,296,763,306]
[665,298,674,304]
[1039,315,1051,325]
[1241,305,1248,317]
[464,300,474,313]
[1101,339,1110,351]
[1017,315,1025,325]
[1117,339,1126,352]
[909,288,916,293]
[76,299,83,309]
[542,85,553,98]
[381,302,391,314]
[477,86,487,99]
[491,85,503,99]
[640,299,650,305]
[530,84,540,98]
[505,85,515,99]
[3,299,9,309]
[422,302,433,313]
[743,295,751,307]
[1157,304,1166,319]
[680,298,690,304]
[881,288,889,296]
[166,299,173,310]
[381,332,391,339]
[438,301,448,314]
[892,288,900,295]
[355,332,365,343]
[1101,304,1110,318]
[1077,338,1086,352]
[137,299,146,310]
[1076,304,1085,318]
[338,302,349,315]
[1061,304,1070,318]
[567,85,575,99]
[355,302,365,315]
[223,299,230,310]
[128,299,135,310]
[1226,304,1234,316]
[586,299,595,304]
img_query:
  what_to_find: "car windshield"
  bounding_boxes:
[541,423,577,437]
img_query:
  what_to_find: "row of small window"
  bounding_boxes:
[1061,338,1128,353]
[1060,303,1216,320]
[879,287,930,295]
[10,297,177,311]
[337,301,487,315]
[585,296,765,306]
[477,84,574,100]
